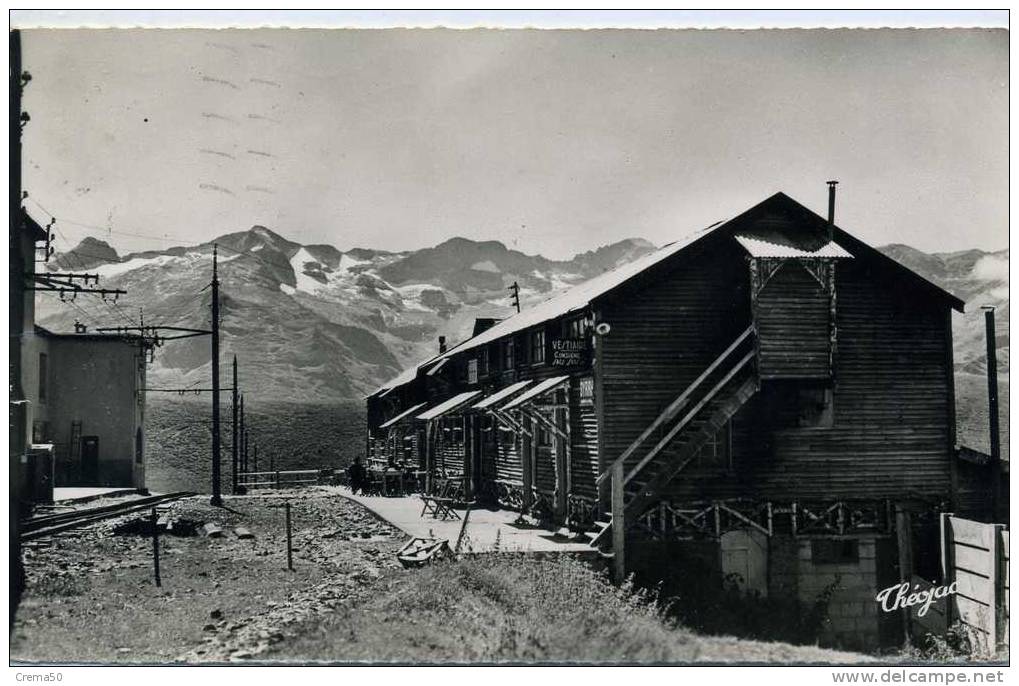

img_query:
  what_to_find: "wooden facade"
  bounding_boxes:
[364,192,965,647]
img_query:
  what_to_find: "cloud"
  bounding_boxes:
[972,255,1009,283]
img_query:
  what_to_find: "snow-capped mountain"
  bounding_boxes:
[35,227,658,400]
[35,227,1007,404]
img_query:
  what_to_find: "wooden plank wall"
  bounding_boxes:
[435,417,466,475]
[666,257,953,501]
[756,261,831,379]
[597,240,750,481]
[569,377,599,501]
[491,421,523,485]
[1001,530,1010,649]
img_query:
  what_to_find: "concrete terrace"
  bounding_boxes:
[321,486,593,554]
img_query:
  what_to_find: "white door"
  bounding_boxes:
[720,528,769,597]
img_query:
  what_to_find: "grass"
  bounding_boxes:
[145,398,364,493]
[276,554,870,664]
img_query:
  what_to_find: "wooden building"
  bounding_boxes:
[365,190,966,650]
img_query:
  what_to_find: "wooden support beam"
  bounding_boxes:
[522,413,534,512]
[611,461,626,584]
[895,505,914,644]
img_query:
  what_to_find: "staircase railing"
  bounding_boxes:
[595,324,756,488]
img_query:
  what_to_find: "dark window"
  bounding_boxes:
[479,348,490,376]
[536,423,553,447]
[579,376,595,405]
[38,352,48,404]
[503,338,515,370]
[764,381,834,429]
[564,316,590,339]
[31,420,49,443]
[135,426,144,464]
[811,539,859,565]
[531,329,546,365]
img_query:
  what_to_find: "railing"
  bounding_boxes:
[237,469,325,490]
[596,325,756,487]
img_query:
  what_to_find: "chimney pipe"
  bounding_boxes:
[826,180,839,241]
[438,335,447,354]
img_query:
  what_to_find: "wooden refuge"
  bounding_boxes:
[365,190,966,650]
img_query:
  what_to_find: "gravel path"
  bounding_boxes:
[13,488,405,664]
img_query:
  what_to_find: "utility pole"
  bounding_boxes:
[509,281,521,313]
[232,355,238,494]
[239,394,245,478]
[209,244,222,507]
[983,306,1001,520]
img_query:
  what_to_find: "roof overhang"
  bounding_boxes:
[501,375,569,410]
[735,235,853,259]
[472,380,533,411]
[379,402,429,429]
[416,391,482,421]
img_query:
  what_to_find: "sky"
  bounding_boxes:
[19,27,1008,260]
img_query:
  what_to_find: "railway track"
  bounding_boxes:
[20,492,195,541]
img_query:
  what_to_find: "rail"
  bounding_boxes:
[21,492,194,541]
[596,325,756,486]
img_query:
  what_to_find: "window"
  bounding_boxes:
[467,359,479,384]
[579,376,594,405]
[764,381,834,429]
[31,420,49,443]
[530,329,546,365]
[536,424,553,447]
[479,348,490,376]
[38,352,48,404]
[811,539,859,565]
[503,338,515,370]
[564,316,591,339]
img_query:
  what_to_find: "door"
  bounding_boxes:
[81,436,99,484]
[720,528,769,597]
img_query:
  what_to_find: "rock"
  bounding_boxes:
[203,624,217,632]
[230,650,253,660]
[234,527,255,539]
[210,609,223,620]
[116,647,131,654]
[201,523,224,538]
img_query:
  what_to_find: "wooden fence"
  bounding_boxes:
[940,514,1009,654]
[237,469,328,490]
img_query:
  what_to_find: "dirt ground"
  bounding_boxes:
[12,490,403,663]
[13,488,873,665]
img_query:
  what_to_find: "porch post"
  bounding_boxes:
[463,414,473,499]
[554,401,569,526]
[522,414,534,513]
[424,421,434,493]
[611,460,626,584]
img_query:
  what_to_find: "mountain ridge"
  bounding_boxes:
[37,227,1007,403]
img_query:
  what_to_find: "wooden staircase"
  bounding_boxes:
[588,326,759,562]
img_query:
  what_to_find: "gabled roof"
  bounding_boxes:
[371,191,965,397]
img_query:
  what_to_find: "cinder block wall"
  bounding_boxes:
[795,537,880,652]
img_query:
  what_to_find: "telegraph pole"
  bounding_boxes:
[239,394,246,478]
[209,245,222,506]
[983,306,1001,519]
[232,355,239,494]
